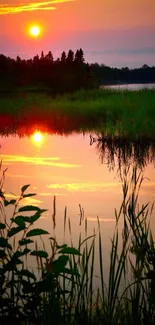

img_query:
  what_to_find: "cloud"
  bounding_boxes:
[39,192,67,196]
[1,154,80,168]
[47,182,121,192]
[4,193,19,199]
[0,0,73,15]
[89,47,155,57]
[19,197,43,205]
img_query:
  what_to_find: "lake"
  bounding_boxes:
[102,83,155,90]
[1,130,155,280]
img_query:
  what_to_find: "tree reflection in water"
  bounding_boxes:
[90,133,155,171]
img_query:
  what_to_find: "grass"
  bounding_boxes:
[0,88,155,138]
[1,165,155,324]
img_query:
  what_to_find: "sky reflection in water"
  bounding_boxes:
[1,130,155,256]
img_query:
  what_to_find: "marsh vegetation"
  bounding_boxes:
[0,88,155,139]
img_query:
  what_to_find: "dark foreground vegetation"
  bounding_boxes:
[0,50,155,94]
[1,166,155,324]
[0,89,155,139]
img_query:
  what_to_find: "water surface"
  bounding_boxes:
[1,131,155,279]
[103,83,155,90]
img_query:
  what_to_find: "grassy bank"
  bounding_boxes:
[1,166,155,324]
[0,89,155,138]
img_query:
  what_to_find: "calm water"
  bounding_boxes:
[1,132,155,279]
[103,83,155,90]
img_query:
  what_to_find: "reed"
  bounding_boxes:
[0,164,155,324]
[0,89,155,138]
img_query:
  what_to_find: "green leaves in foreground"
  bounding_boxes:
[31,250,48,258]
[12,212,42,225]
[26,229,49,237]
[58,247,81,256]
[52,255,69,274]
[19,238,34,246]
[21,184,31,193]
[20,269,36,280]
[0,223,6,229]
[0,237,12,249]
[18,205,42,212]
[4,199,16,206]
[8,226,25,238]
[0,182,83,324]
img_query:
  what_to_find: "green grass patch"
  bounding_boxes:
[0,88,155,139]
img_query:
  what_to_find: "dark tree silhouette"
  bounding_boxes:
[66,50,74,64]
[61,51,66,64]
[75,48,84,64]
[0,49,154,94]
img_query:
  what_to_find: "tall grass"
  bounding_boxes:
[0,89,155,138]
[0,165,155,324]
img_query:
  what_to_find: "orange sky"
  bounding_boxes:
[0,0,155,67]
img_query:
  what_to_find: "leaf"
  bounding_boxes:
[23,193,36,198]
[21,184,30,193]
[0,237,12,249]
[30,250,48,258]
[56,244,67,249]
[21,216,32,223]
[18,211,47,224]
[52,255,69,274]
[8,226,25,238]
[35,274,56,293]
[18,205,41,213]
[62,267,80,276]
[11,216,25,228]
[13,248,30,258]
[20,269,36,280]
[0,249,7,259]
[4,258,23,271]
[58,247,81,256]
[29,212,42,223]
[0,223,6,229]
[49,237,56,241]
[19,238,34,246]
[0,237,7,247]
[26,229,49,237]
[22,279,34,293]
[10,199,16,205]
[4,199,16,206]
[4,199,9,206]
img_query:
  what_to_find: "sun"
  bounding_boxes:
[33,132,43,143]
[29,25,41,38]
[32,131,43,144]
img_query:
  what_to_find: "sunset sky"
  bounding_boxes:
[0,0,155,67]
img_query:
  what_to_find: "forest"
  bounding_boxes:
[0,49,155,93]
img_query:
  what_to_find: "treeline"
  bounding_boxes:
[0,49,155,93]
[91,63,155,85]
[0,49,95,93]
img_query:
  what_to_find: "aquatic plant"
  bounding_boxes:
[0,165,155,324]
